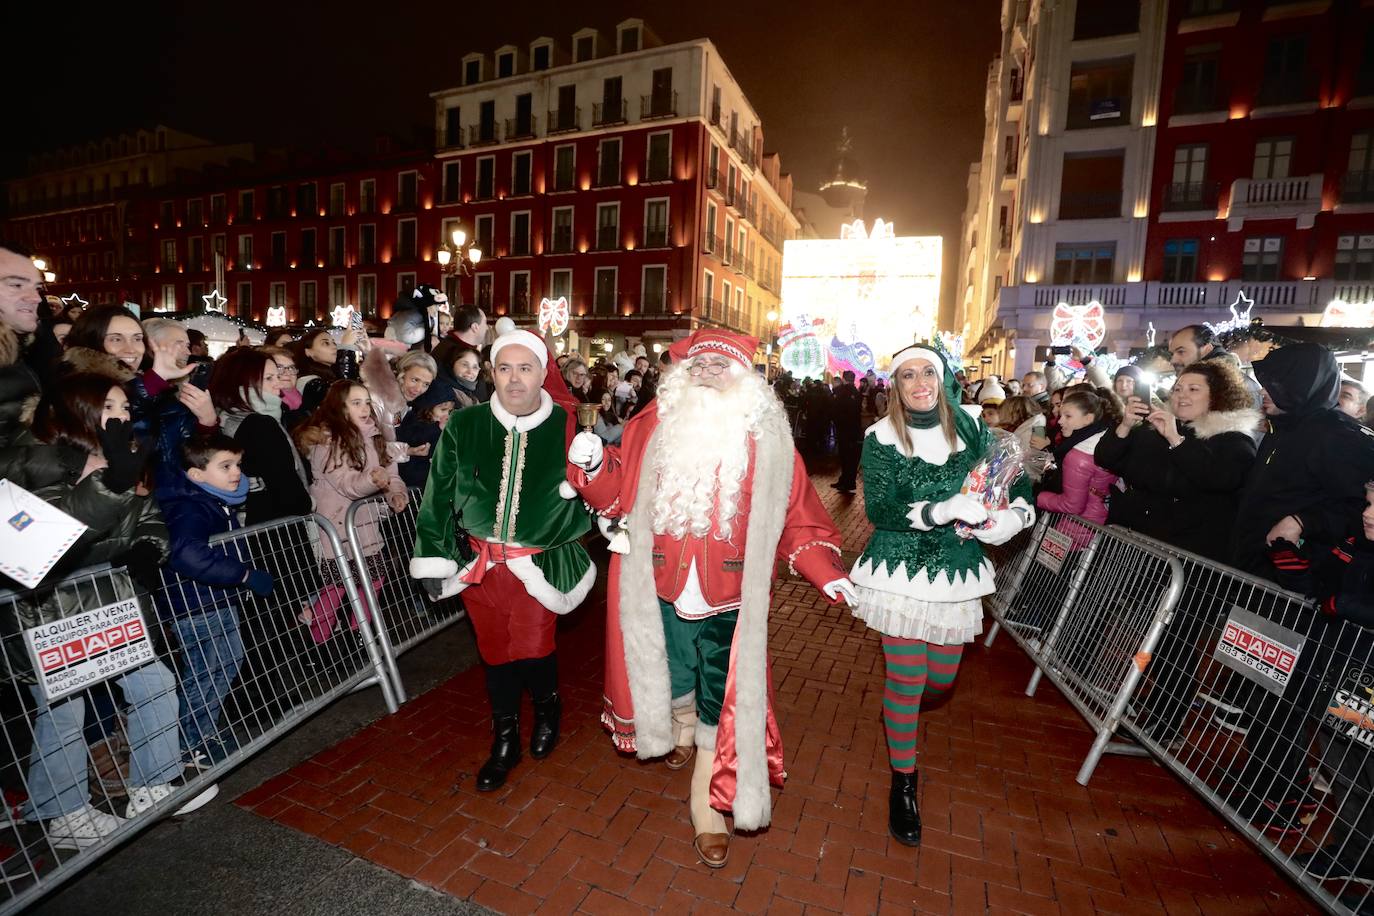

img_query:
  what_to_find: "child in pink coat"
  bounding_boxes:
[1036,388,1121,542]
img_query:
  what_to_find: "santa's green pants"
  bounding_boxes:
[659,599,737,728]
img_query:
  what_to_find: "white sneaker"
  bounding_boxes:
[46,804,123,850]
[125,782,220,818]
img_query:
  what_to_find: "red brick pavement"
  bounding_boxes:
[240,473,1314,914]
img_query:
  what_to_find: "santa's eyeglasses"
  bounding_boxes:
[688,358,731,376]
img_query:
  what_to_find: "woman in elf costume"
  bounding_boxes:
[850,344,1034,846]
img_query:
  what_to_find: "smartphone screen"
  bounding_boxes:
[1133,377,1151,403]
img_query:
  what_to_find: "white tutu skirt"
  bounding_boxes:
[850,587,985,644]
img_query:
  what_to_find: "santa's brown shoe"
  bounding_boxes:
[693,832,730,868]
[665,745,695,770]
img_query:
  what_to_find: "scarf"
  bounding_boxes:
[1050,419,1109,467]
[193,474,249,506]
[249,388,282,421]
[904,407,940,429]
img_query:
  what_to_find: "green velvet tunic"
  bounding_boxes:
[415,400,592,593]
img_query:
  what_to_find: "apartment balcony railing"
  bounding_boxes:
[697,296,722,322]
[705,167,719,189]
[1227,174,1323,228]
[998,225,1012,250]
[709,105,721,127]
[724,186,738,209]
[643,226,670,249]
[547,107,581,134]
[702,231,719,254]
[467,124,499,147]
[549,229,573,254]
[594,227,620,251]
[642,160,672,184]
[723,244,734,266]
[1162,180,1221,212]
[641,92,677,120]
[593,100,628,127]
[505,117,537,141]
[995,278,1364,318]
[1008,70,1024,102]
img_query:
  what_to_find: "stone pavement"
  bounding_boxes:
[238,473,1313,914]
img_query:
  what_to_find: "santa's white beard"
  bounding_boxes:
[650,366,782,541]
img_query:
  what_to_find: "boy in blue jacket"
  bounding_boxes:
[157,433,274,766]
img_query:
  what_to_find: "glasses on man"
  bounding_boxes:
[688,359,731,376]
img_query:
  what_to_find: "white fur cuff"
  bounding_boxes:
[971,507,1031,547]
[410,557,459,580]
[906,501,934,531]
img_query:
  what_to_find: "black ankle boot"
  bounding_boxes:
[476,714,521,792]
[889,770,922,846]
[530,692,561,759]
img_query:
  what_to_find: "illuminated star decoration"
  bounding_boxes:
[60,292,88,310]
[1146,321,1157,349]
[202,289,227,313]
[330,304,354,328]
[537,297,570,337]
[1203,290,1254,337]
[266,306,287,327]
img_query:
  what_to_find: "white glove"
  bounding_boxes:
[568,431,604,475]
[971,507,1028,546]
[930,493,989,527]
[822,578,858,607]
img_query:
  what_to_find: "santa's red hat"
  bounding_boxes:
[668,328,759,369]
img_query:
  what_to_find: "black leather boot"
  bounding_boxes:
[475,714,521,792]
[889,770,922,846]
[530,692,561,759]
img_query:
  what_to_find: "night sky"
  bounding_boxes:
[9,0,1002,322]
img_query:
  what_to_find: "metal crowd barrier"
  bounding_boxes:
[0,513,396,914]
[343,489,466,703]
[986,512,1374,914]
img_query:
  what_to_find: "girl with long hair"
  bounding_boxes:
[295,381,408,643]
[1036,387,1122,537]
[848,345,1033,847]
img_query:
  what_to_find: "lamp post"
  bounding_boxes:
[436,226,483,304]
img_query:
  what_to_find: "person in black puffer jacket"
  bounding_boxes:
[1095,358,1260,564]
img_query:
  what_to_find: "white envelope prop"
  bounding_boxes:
[0,480,88,588]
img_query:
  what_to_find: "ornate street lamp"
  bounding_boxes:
[436,226,483,277]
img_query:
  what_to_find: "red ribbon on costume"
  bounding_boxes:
[459,536,543,585]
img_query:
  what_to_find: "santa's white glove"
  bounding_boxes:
[929,493,988,527]
[568,431,604,477]
[971,507,1029,547]
[822,578,858,607]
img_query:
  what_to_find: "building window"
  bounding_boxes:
[359,179,376,214]
[1052,242,1116,284]
[397,218,417,261]
[553,145,576,192]
[359,222,376,263]
[703,269,715,314]
[162,239,176,272]
[301,228,317,266]
[1067,57,1133,129]
[549,269,572,301]
[705,202,718,252]
[476,273,494,309]
[187,199,204,227]
[643,265,667,313]
[159,201,175,227]
[575,35,594,62]
[1359,24,1374,97]
[237,234,253,270]
[497,51,515,78]
[647,132,671,182]
[300,280,317,315]
[1253,138,1293,179]
[644,199,669,249]
[476,156,495,199]
[553,85,578,132]
[329,182,345,217]
[329,226,346,268]
[594,267,617,314]
[532,44,551,71]
[1258,34,1311,107]
[442,161,461,204]
[329,275,346,307]
[211,194,226,223]
[236,281,253,317]
[397,273,416,298]
[475,214,494,255]
[597,138,622,187]
[398,171,418,210]
[551,207,573,253]
[510,211,531,256]
[1166,144,1214,210]
[358,275,377,315]
[1175,46,1222,114]
[619,24,640,53]
[596,203,620,250]
[1161,239,1199,283]
[1346,131,1374,202]
[1241,236,1284,281]
[270,282,286,310]
[511,271,531,314]
[1335,235,1374,281]
[161,284,176,311]
[512,151,532,196]
[464,58,481,85]
[296,182,317,217]
[1073,0,1139,41]
[1058,150,1124,220]
[271,231,287,269]
[600,76,624,126]
[188,283,204,306]
[189,237,204,272]
[478,100,497,143]
[444,106,462,147]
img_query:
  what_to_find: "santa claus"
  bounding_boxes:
[567,329,855,868]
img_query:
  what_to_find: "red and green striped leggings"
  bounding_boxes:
[881,637,965,773]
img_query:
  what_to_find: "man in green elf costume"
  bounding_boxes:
[410,327,594,791]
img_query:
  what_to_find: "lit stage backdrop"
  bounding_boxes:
[779,221,941,379]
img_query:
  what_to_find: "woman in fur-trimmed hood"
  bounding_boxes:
[1094,357,1261,564]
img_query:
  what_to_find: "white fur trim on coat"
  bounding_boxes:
[410,557,458,580]
[1187,408,1262,440]
[505,553,596,615]
[489,389,554,432]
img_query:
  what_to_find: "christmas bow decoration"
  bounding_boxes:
[538,296,570,336]
[1050,301,1106,349]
